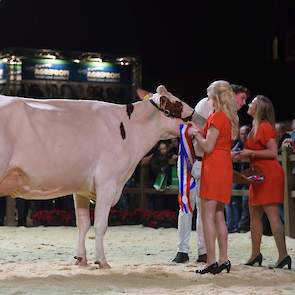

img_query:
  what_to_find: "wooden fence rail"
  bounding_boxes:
[4,148,295,237]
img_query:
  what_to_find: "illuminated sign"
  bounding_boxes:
[22,58,132,84]
[75,61,132,84]
[0,60,7,84]
[22,58,71,81]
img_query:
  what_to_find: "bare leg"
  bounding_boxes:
[248,205,264,261]
[201,198,217,265]
[74,194,91,266]
[196,188,207,256]
[215,202,228,264]
[264,204,288,262]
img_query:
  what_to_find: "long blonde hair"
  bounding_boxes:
[207,80,239,140]
[252,95,276,136]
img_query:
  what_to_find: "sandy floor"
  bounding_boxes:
[0,225,294,295]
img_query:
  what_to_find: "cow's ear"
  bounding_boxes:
[136,88,153,100]
[156,85,168,96]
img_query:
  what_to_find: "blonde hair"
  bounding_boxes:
[252,95,275,135]
[207,80,239,140]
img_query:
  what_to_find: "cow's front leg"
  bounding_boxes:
[94,183,122,269]
[74,194,91,266]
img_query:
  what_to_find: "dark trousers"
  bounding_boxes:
[0,197,6,225]
[16,198,29,226]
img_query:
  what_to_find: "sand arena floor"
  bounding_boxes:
[0,225,294,295]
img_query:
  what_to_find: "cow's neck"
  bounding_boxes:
[127,100,168,161]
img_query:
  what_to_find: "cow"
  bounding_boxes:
[0,85,196,268]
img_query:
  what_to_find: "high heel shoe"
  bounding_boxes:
[215,260,231,274]
[274,255,292,269]
[245,253,263,266]
[195,262,218,275]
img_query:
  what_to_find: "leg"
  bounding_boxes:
[196,188,207,257]
[239,192,250,232]
[176,209,193,254]
[74,194,91,266]
[191,159,206,257]
[215,202,228,263]
[201,198,217,265]
[225,202,232,231]
[94,182,123,268]
[16,198,29,226]
[0,197,6,225]
[231,196,241,232]
[248,205,264,261]
[173,185,196,262]
[264,204,288,262]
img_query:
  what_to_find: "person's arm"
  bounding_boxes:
[192,126,219,154]
[191,113,207,129]
[236,138,278,160]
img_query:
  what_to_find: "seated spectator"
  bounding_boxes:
[276,121,291,153]
[167,138,179,187]
[150,141,172,186]
[282,118,295,191]
[168,138,179,159]
[149,141,176,210]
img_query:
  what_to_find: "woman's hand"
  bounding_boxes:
[188,126,202,138]
[238,149,253,158]
[231,150,241,160]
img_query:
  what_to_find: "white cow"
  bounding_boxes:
[0,85,195,268]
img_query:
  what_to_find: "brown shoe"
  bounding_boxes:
[197,254,207,263]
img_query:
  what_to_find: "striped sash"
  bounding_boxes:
[178,123,196,213]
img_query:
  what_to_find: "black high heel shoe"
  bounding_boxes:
[274,255,292,269]
[215,260,231,274]
[196,262,218,275]
[245,253,263,266]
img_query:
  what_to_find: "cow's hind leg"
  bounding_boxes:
[94,182,123,269]
[74,194,91,266]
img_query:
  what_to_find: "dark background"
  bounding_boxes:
[0,0,294,123]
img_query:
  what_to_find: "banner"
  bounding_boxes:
[0,60,7,84]
[22,58,71,81]
[21,58,133,84]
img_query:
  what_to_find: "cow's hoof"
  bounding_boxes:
[94,260,111,269]
[74,256,88,266]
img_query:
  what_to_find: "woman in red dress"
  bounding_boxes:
[191,80,239,274]
[235,95,291,269]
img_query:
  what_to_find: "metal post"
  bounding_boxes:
[5,196,16,226]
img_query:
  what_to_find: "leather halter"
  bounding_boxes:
[149,95,195,122]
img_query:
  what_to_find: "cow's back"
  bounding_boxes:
[0,95,127,197]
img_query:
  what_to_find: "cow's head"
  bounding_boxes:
[137,85,195,122]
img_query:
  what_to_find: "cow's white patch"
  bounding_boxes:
[25,101,58,111]
[151,93,161,106]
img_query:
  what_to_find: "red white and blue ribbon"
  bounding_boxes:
[178,123,197,213]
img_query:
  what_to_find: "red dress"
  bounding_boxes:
[200,111,233,204]
[245,120,284,206]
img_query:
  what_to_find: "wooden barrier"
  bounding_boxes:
[2,148,295,237]
[128,147,295,238]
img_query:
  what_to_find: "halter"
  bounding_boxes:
[149,95,195,122]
